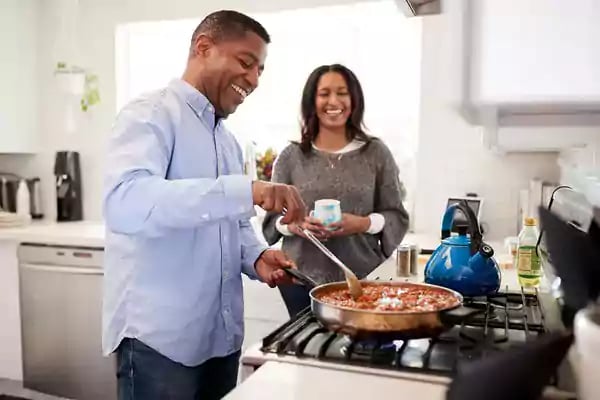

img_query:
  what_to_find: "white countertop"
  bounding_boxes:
[227,361,447,400]
[0,220,105,248]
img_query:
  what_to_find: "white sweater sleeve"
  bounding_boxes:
[367,213,385,234]
[275,216,295,236]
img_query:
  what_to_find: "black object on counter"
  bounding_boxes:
[54,151,83,221]
[26,177,43,219]
[446,332,574,400]
[539,207,600,324]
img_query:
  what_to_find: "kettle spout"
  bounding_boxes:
[467,245,502,295]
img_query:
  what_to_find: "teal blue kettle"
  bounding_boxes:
[424,200,501,297]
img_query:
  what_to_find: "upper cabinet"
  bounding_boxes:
[473,0,600,107]
[0,0,39,153]
[447,0,600,153]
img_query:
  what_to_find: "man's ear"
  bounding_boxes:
[192,33,213,58]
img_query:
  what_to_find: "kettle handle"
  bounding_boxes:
[441,200,483,255]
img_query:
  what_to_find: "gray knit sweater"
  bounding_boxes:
[262,139,409,284]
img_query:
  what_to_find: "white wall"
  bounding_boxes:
[0,0,564,240]
[413,13,559,240]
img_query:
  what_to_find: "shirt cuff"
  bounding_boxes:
[275,216,294,236]
[367,213,385,234]
[242,245,268,280]
[220,175,254,219]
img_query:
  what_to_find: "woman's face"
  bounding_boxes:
[315,71,352,131]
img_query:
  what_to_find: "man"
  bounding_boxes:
[102,10,305,400]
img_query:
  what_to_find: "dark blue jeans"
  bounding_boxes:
[116,338,240,400]
[278,283,312,317]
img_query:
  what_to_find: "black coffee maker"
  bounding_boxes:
[54,151,83,221]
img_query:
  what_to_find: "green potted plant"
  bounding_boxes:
[54,62,100,112]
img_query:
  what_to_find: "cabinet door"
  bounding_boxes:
[0,241,21,380]
[0,0,38,153]
[472,0,600,104]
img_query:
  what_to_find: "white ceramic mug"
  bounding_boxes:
[574,304,600,400]
[310,199,342,228]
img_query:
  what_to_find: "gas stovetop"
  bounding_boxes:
[252,289,575,395]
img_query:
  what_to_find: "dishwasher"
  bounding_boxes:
[18,243,117,400]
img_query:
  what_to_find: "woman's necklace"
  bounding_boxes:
[326,153,343,169]
[313,139,348,169]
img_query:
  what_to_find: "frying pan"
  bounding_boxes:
[283,268,479,340]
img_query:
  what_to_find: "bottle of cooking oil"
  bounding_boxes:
[517,217,541,287]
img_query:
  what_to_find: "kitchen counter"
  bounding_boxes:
[0,220,104,248]
[226,361,447,400]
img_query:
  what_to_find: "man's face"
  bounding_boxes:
[196,32,267,117]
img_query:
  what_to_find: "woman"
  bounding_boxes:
[262,64,409,317]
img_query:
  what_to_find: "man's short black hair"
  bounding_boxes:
[191,10,271,46]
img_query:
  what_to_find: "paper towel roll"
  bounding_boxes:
[574,305,600,400]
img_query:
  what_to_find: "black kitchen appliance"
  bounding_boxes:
[0,173,20,212]
[54,151,83,221]
[537,186,600,327]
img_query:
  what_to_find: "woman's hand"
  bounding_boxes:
[328,213,370,237]
[289,216,330,240]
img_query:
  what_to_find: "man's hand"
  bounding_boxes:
[252,181,306,224]
[255,249,296,288]
[328,213,371,237]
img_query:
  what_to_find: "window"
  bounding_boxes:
[115,1,421,210]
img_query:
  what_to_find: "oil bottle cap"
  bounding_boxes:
[524,217,537,226]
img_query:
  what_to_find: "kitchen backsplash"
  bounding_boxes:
[412,14,560,241]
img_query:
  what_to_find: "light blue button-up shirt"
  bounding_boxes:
[102,79,267,366]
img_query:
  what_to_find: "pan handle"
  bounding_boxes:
[440,305,483,325]
[281,267,319,288]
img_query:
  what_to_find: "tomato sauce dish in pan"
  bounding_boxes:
[318,283,462,312]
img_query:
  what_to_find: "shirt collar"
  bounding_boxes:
[168,78,215,117]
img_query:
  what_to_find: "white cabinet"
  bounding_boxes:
[448,0,600,153]
[472,0,600,106]
[0,240,23,380]
[0,0,39,153]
